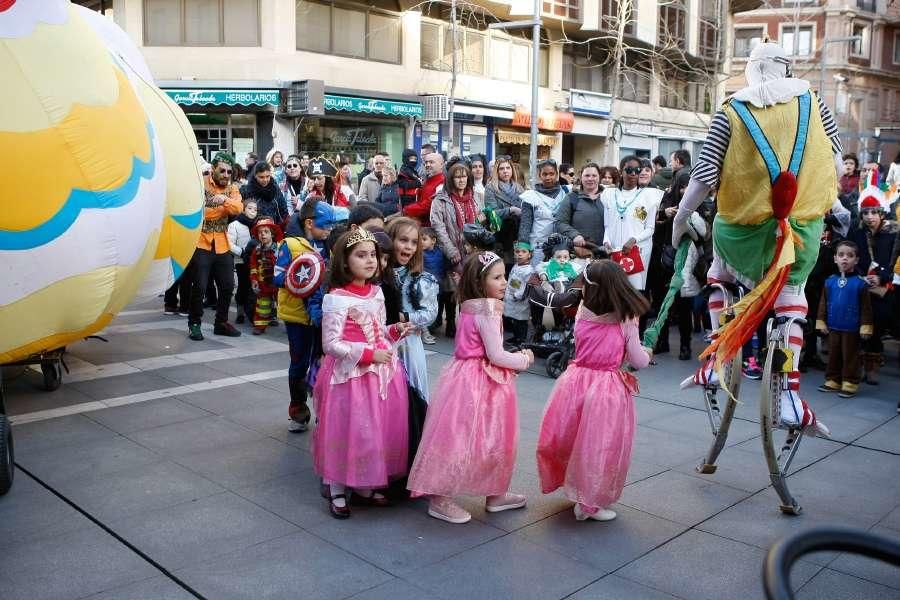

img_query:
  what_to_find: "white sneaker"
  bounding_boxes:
[428,497,471,524]
[574,503,617,521]
[288,419,308,433]
[421,331,437,345]
[485,493,527,513]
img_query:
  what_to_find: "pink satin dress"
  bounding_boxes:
[407,298,530,498]
[536,309,650,512]
[311,284,409,488]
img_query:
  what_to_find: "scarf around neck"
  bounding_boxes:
[450,189,477,229]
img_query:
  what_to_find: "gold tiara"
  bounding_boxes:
[346,227,377,249]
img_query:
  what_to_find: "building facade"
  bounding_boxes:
[84,0,762,174]
[729,0,900,164]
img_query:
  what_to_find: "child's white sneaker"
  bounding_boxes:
[485,493,527,512]
[428,497,471,524]
[574,503,617,521]
[421,331,437,345]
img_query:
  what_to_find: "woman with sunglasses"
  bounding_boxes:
[601,156,664,319]
[484,156,525,268]
[282,155,306,215]
[518,158,568,265]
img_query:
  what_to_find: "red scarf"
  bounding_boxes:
[450,188,476,229]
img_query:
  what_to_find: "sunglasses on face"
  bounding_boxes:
[567,171,575,177]
[623,167,641,175]
[538,158,557,167]
[286,163,300,168]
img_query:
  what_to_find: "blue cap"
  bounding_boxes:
[313,202,349,229]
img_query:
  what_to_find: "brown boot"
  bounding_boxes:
[863,352,881,386]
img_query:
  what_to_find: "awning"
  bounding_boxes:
[165,89,280,107]
[324,94,422,118]
[497,129,557,146]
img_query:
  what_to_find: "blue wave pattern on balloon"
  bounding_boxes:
[170,208,203,230]
[0,122,157,251]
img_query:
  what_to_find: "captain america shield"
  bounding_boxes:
[286,251,325,298]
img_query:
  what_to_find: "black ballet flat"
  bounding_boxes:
[329,494,350,519]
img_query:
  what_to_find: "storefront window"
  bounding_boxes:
[298,118,405,166]
[462,124,488,156]
[187,113,256,163]
[421,122,440,150]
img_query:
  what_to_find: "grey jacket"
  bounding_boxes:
[357,172,382,203]
[483,181,524,218]
[554,190,605,245]
[429,190,465,264]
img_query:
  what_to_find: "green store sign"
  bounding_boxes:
[165,89,281,107]
[324,94,422,118]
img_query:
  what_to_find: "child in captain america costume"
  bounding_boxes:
[673,42,845,437]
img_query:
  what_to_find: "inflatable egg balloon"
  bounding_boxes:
[0,0,203,364]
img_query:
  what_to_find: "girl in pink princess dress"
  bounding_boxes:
[312,228,414,519]
[408,251,535,524]
[528,260,653,521]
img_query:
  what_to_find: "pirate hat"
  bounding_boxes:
[251,217,284,242]
[308,156,338,178]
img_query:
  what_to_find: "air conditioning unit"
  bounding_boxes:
[421,94,450,121]
[281,80,325,117]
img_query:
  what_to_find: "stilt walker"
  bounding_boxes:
[674,42,845,438]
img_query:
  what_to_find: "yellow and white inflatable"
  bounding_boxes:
[0,0,203,364]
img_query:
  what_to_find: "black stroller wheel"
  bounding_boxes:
[0,414,13,496]
[546,351,565,379]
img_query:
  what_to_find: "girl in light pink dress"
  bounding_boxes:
[529,260,653,521]
[408,251,535,524]
[312,228,414,519]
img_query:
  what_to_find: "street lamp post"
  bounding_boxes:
[818,36,860,109]
[489,0,541,186]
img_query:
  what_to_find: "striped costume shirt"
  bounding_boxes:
[691,93,843,188]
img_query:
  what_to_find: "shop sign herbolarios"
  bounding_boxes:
[324,94,423,118]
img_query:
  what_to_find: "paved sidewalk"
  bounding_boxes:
[1,299,899,599]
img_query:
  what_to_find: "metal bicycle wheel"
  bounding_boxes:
[760,318,803,515]
[697,285,743,474]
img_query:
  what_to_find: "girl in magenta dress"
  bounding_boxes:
[312,228,414,519]
[529,260,653,521]
[408,251,535,524]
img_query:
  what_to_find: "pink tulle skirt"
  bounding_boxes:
[537,365,637,511]
[407,358,518,498]
[311,357,409,488]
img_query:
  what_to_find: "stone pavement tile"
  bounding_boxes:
[222,397,308,443]
[764,445,900,526]
[90,576,197,599]
[853,418,900,454]
[11,414,117,455]
[879,505,900,533]
[695,491,851,566]
[411,533,603,600]
[232,470,340,530]
[85,397,211,434]
[626,459,670,485]
[126,415,263,456]
[815,399,896,443]
[170,437,312,489]
[176,531,393,600]
[634,397,689,425]
[618,470,748,526]
[70,329,229,364]
[70,371,182,401]
[568,574,683,599]
[309,503,506,575]
[256,374,290,394]
[617,529,821,600]
[642,408,761,447]
[672,446,773,493]
[827,526,900,590]
[518,504,687,574]
[153,362,241,386]
[200,352,291,377]
[0,525,158,600]
[107,491,298,571]
[346,578,447,599]
[630,426,710,468]
[456,468,572,532]
[16,434,161,486]
[2,377,98,416]
[0,473,92,551]
[175,382,283,415]
[796,567,900,600]
[636,369,707,408]
[50,460,224,523]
